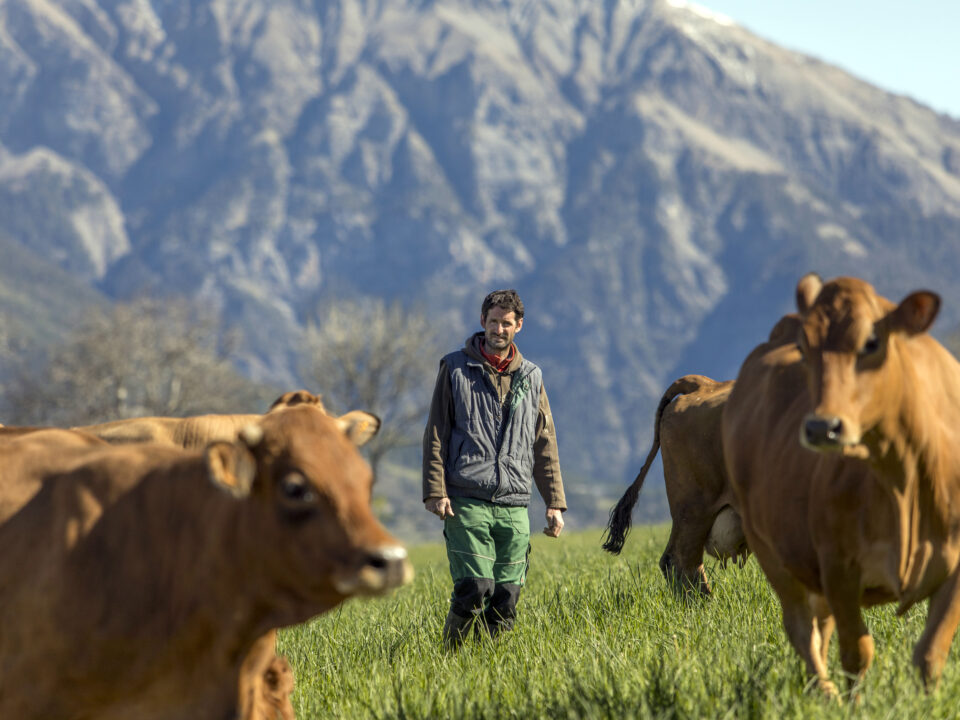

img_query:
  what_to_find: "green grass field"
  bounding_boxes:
[278,525,960,719]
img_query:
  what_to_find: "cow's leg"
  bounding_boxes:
[811,596,836,671]
[912,567,960,688]
[821,563,872,691]
[751,542,836,695]
[237,630,295,720]
[781,595,836,697]
[659,510,712,596]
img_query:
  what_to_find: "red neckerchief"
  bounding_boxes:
[480,341,515,373]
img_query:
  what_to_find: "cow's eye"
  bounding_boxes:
[279,472,316,504]
[859,332,880,357]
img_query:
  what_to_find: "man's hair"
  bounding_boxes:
[481,289,524,321]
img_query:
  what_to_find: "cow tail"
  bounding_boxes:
[601,375,709,554]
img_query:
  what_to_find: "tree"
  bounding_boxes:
[3,297,275,426]
[302,297,446,476]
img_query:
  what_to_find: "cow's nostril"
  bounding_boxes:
[367,545,408,571]
[825,416,842,440]
[805,419,826,442]
[804,415,844,446]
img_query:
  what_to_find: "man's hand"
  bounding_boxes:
[543,508,564,538]
[425,497,455,519]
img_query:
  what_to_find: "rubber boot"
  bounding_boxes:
[442,609,474,650]
[481,583,521,641]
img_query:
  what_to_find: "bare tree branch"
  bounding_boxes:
[2,297,273,426]
[302,297,445,475]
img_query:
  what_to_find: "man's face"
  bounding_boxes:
[482,306,522,353]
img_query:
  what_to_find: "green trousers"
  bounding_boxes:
[443,497,530,622]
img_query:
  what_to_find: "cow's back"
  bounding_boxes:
[172,414,262,448]
[81,410,315,450]
[76,416,183,445]
[660,377,732,506]
[0,428,109,524]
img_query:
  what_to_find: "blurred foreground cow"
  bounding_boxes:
[0,427,301,719]
[724,274,960,693]
[15,391,371,718]
[602,375,747,595]
[0,404,412,719]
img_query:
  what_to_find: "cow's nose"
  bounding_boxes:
[378,545,414,590]
[367,545,409,576]
[333,545,413,596]
[803,415,843,446]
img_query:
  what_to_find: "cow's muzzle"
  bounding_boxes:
[800,414,869,459]
[802,414,844,448]
[333,545,413,596]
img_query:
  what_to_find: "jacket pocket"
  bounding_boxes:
[451,455,495,492]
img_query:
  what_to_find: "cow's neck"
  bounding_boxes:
[868,339,960,584]
[61,464,275,681]
[870,339,959,474]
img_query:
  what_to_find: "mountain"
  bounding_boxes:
[1,0,959,528]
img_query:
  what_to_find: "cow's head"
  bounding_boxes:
[795,273,940,457]
[203,405,411,616]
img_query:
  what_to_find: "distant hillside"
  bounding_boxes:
[0,232,107,348]
[1,0,959,526]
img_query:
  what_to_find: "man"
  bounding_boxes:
[423,289,566,648]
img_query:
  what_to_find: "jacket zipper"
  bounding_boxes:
[487,369,506,502]
[490,366,533,503]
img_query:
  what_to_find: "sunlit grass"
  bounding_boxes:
[279,526,960,719]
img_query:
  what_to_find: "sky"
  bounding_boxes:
[696,0,960,119]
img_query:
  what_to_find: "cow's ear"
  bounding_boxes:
[335,411,381,447]
[796,273,823,314]
[889,291,940,335]
[205,441,257,498]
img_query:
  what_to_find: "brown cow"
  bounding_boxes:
[601,316,804,594]
[79,390,369,718]
[8,391,354,719]
[723,274,960,693]
[0,435,301,720]
[602,375,747,595]
[0,404,412,719]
